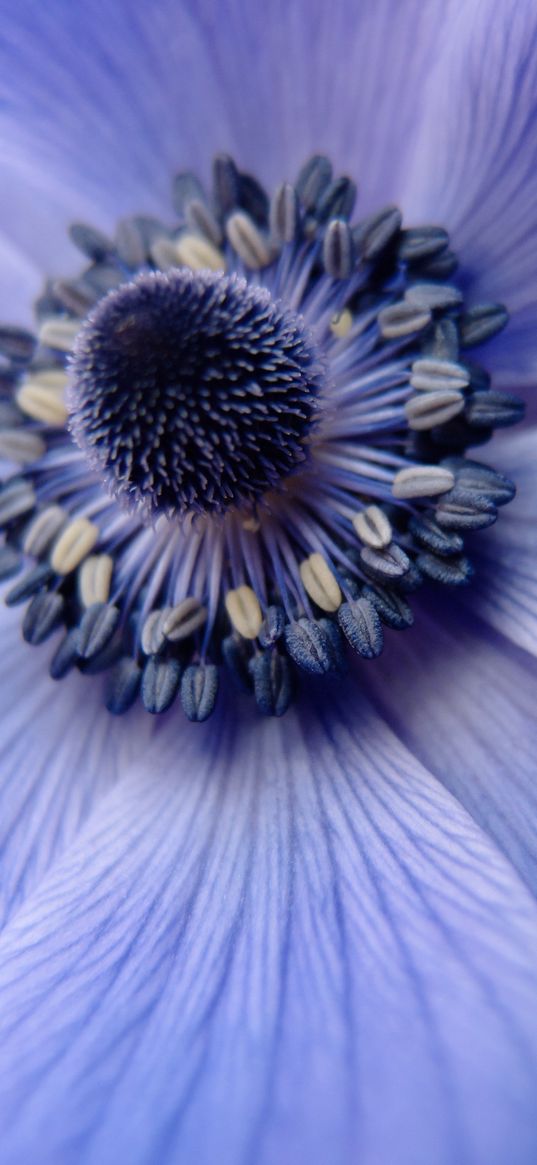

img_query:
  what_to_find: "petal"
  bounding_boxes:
[0,0,459,277]
[367,600,537,896]
[0,684,536,1163]
[402,0,537,390]
[0,605,154,926]
[468,427,537,658]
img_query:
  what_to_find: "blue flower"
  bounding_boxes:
[0,1,536,1163]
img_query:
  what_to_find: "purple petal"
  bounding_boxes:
[0,683,536,1163]
[0,606,154,925]
[0,0,458,279]
[463,427,537,658]
[402,0,537,391]
[367,600,537,896]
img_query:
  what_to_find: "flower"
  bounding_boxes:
[0,1,536,1163]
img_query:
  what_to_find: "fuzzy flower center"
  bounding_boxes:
[69,269,320,518]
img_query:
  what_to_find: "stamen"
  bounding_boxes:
[0,152,519,720]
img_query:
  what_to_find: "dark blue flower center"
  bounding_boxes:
[69,268,321,518]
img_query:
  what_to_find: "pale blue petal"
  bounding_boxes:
[466,428,537,658]
[403,0,537,390]
[0,685,536,1164]
[367,601,537,896]
[0,0,458,275]
[0,606,155,925]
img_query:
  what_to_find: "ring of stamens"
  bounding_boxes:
[0,152,520,721]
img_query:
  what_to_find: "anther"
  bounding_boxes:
[22,591,64,645]
[142,655,182,714]
[162,598,207,642]
[0,478,36,526]
[50,517,99,574]
[105,656,142,715]
[250,651,293,717]
[409,358,469,392]
[78,553,114,607]
[180,663,219,722]
[0,325,36,363]
[405,390,464,430]
[353,206,402,261]
[0,428,46,463]
[77,602,120,659]
[404,282,462,311]
[352,505,392,550]
[226,211,272,269]
[299,552,342,612]
[378,301,432,340]
[5,563,53,606]
[38,318,80,352]
[284,617,345,675]
[173,233,225,271]
[459,303,509,348]
[398,226,449,262]
[323,219,355,279]
[392,465,455,499]
[23,506,67,558]
[338,597,384,658]
[360,542,410,582]
[270,183,300,244]
[225,585,263,639]
[17,372,68,426]
[362,584,414,630]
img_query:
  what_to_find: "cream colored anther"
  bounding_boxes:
[38,318,80,352]
[79,554,114,607]
[17,373,68,426]
[226,212,272,269]
[299,552,342,613]
[174,233,225,272]
[51,517,99,574]
[225,585,263,639]
[392,465,455,499]
[352,505,392,550]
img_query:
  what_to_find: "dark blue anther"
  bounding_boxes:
[172,171,206,217]
[284,617,344,675]
[338,598,384,659]
[78,633,123,674]
[353,205,402,262]
[181,663,219,722]
[0,544,22,580]
[258,605,285,647]
[213,153,240,217]
[416,553,473,586]
[53,279,96,317]
[0,325,36,363]
[362,585,414,630]
[22,591,64,645]
[465,391,524,429]
[295,155,333,211]
[238,171,270,227]
[398,226,449,262]
[49,628,80,680]
[250,650,293,716]
[323,220,355,279]
[142,655,182,714]
[70,269,321,518]
[5,563,54,606]
[69,222,113,263]
[408,515,464,557]
[459,303,509,348]
[316,176,357,223]
[360,542,410,582]
[78,602,120,660]
[447,459,516,507]
[105,656,142,714]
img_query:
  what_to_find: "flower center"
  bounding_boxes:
[0,152,521,722]
[69,269,320,518]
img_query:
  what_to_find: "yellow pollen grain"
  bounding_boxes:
[51,517,99,575]
[330,309,353,339]
[299,552,342,612]
[225,585,263,639]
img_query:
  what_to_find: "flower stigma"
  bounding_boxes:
[0,154,522,721]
